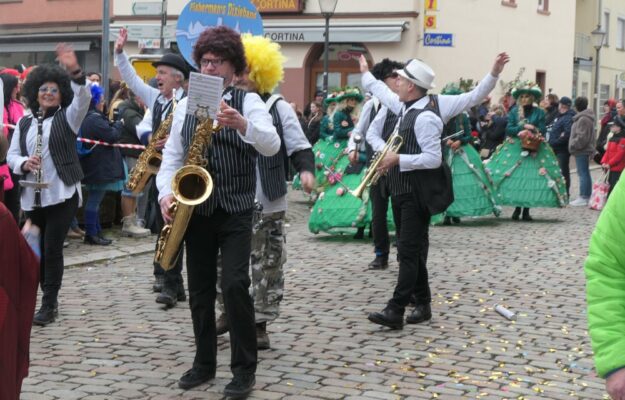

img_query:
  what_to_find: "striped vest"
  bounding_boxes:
[19,108,83,186]
[387,95,441,196]
[180,87,257,216]
[258,97,288,201]
[152,91,187,133]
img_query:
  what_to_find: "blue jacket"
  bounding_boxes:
[79,109,125,185]
[548,109,575,153]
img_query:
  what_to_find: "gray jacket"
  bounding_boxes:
[569,108,596,156]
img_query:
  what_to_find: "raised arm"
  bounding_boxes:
[56,43,91,133]
[114,28,159,112]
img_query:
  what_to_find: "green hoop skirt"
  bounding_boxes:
[485,137,568,208]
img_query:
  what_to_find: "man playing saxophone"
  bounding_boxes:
[114,27,189,307]
[156,26,279,397]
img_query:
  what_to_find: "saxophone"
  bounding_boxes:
[154,106,217,270]
[126,89,177,194]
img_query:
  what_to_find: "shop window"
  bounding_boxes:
[581,82,589,98]
[617,18,625,50]
[600,84,610,106]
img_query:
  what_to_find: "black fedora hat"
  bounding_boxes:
[153,53,189,79]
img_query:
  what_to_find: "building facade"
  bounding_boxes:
[0,0,107,74]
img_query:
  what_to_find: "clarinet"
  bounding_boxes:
[32,110,44,208]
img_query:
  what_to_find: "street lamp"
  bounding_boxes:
[319,0,338,98]
[591,26,606,120]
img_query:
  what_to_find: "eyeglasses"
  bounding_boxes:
[39,86,59,95]
[199,58,224,68]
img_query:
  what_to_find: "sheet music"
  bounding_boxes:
[186,72,224,119]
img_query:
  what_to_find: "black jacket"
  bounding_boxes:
[482,115,507,151]
[79,109,125,185]
[548,109,576,153]
[118,99,145,158]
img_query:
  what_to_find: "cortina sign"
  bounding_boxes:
[423,33,453,47]
[250,0,303,13]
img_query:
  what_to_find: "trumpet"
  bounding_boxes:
[350,128,402,199]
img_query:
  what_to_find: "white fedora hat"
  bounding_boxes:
[397,59,436,90]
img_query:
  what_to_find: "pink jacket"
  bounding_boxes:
[3,100,24,138]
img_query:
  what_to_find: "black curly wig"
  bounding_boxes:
[192,26,246,75]
[1,73,18,106]
[21,64,73,113]
[371,59,404,81]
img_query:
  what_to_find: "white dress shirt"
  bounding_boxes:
[362,71,498,171]
[157,92,280,201]
[7,81,91,210]
[256,99,312,214]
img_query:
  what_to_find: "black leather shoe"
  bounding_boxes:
[368,255,389,270]
[406,304,432,324]
[367,307,403,329]
[216,313,229,336]
[156,286,177,307]
[153,276,164,293]
[84,234,112,246]
[178,367,215,390]
[224,374,255,398]
[33,305,58,326]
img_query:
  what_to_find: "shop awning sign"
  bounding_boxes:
[423,33,453,47]
[176,0,263,68]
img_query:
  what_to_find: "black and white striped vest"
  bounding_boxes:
[258,96,288,201]
[180,87,257,216]
[386,95,441,196]
[152,91,187,133]
[19,108,84,186]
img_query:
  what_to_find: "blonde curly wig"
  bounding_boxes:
[241,34,286,95]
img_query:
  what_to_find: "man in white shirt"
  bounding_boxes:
[156,26,279,397]
[359,52,509,329]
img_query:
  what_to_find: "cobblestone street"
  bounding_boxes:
[21,176,608,399]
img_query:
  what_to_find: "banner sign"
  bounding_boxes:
[250,0,303,13]
[176,0,263,68]
[423,33,453,47]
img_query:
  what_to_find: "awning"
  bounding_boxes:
[262,20,408,43]
[0,41,92,53]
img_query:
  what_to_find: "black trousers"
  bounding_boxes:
[388,193,432,312]
[26,191,78,308]
[369,177,399,256]
[555,150,571,196]
[184,207,256,376]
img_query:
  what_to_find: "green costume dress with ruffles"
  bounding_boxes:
[485,105,568,208]
[432,114,500,224]
[308,109,396,234]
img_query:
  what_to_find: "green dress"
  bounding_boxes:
[308,109,395,234]
[443,114,500,219]
[485,105,568,208]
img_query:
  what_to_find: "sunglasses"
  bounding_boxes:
[39,86,59,95]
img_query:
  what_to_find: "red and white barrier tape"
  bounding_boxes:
[77,137,146,150]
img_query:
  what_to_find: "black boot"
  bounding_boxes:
[156,285,178,308]
[353,227,365,239]
[367,307,404,329]
[367,255,389,270]
[84,234,112,245]
[443,216,452,225]
[451,217,461,224]
[224,374,256,398]
[522,208,533,221]
[406,304,432,324]
[33,303,58,326]
[511,207,521,221]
